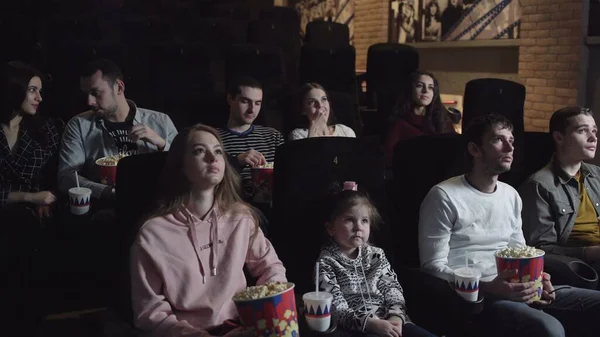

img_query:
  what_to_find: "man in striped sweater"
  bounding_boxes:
[218,77,284,199]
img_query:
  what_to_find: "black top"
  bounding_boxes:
[104,120,138,155]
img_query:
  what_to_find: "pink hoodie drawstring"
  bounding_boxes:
[182,206,220,283]
[184,208,207,283]
[210,209,219,276]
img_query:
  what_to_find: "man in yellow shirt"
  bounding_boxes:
[520,107,600,274]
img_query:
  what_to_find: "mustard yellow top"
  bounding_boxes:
[567,172,600,245]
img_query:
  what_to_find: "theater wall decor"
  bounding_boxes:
[390,0,521,43]
[291,0,355,43]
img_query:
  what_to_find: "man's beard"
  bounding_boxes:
[482,152,512,175]
[490,163,511,175]
[96,103,118,119]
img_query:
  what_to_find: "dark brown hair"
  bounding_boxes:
[293,82,337,129]
[227,76,263,98]
[391,70,450,133]
[80,58,123,87]
[549,106,594,134]
[0,61,48,146]
[463,114,514,165]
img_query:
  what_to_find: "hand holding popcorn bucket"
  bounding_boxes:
[495,246,545,302]
[233,282,299,337]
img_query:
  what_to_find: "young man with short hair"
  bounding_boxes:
[217,77,284,199]
[520,107,600,270]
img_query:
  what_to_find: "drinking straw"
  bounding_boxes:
[75,171,80,188]
[315,261,320,295]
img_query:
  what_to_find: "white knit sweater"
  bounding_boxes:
[418,175,526,282]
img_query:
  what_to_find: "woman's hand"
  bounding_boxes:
[36,205,51,218]
[26,191,57,206]
[308,113,330,138]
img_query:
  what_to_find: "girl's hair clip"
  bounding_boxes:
[343,181,358,191]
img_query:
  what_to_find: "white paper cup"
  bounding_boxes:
[453,267,482,302]
[69,187,92,215]
[302,292,333,332]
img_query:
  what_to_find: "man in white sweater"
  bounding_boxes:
[419,114,600,337]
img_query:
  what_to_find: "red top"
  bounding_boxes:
[385,114,455,167]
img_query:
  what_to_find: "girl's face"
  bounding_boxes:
[430,5,438,15]
[402,4,414,18]
[412,75,435,107]
[302,88,330,122]
[327,203,371,257]
[21,76,42,115]
[183,130,226,190]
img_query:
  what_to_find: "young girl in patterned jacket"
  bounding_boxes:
[316,185,434,337]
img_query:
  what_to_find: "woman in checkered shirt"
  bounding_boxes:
[0,61,61,335]
[0,61,61,221]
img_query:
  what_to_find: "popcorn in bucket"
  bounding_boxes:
[95,151,131,185]
[233,282,299,337]
[252,163,275,204]
[495,246,545,302]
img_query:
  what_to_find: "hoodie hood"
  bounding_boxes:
[323,242,368,266]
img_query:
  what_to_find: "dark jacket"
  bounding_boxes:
[520,157,600,260]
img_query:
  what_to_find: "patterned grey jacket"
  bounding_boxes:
[317,243,410,334]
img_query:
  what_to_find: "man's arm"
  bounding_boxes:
[519,180,586,259]
[226,153,243,174]
[161,114,178,151]
[58,119,109,199]
[274,130,285,147]
[418,186,457,278]
[510,194,527,246]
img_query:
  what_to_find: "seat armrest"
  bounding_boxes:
[447,107,462,124]
[544,253,598,289]
[419,268,484,315]
[396,267,485,336]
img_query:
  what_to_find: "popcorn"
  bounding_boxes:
[96,153,130,166]
[233,282,290,301]
[256,162,275,169]
[496,246,542,258]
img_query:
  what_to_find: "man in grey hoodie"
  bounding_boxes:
[58,59,177,200]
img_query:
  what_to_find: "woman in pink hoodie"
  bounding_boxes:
[130,124,287,337]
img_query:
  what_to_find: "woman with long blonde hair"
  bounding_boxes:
[130,124,287,337]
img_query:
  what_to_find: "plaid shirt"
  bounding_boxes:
[0,119,60,206]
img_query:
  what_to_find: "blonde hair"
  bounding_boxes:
[146,124,258,233]
[327,190,381,230]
